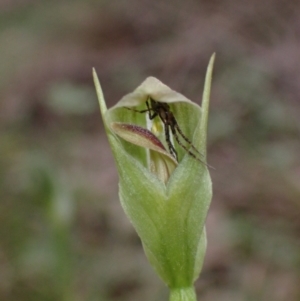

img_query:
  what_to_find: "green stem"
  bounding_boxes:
[169,287,197,301]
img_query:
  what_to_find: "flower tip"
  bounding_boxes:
[93,69,107,115]
[208,53,216,71]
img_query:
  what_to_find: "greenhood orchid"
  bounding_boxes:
[93,54,215,301]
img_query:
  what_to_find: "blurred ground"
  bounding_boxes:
[1,1,300,301]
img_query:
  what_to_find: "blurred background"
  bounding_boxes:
[1,1,300,300]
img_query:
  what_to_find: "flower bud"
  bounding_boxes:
[93,54,215,301]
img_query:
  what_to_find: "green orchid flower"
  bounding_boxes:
[93,54,215,301]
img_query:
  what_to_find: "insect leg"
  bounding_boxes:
[146,100,158,120]
[169,124,207,164]
[125,100,158,118]
[164,123,178,161]
[124,107,150,113]
[174,124,205,159]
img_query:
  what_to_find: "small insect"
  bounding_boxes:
[126,98,207,165]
